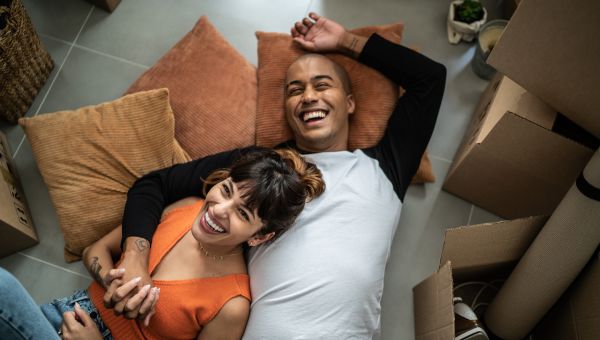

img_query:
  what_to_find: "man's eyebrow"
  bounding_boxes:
[313,75,334,82]
[228,179,257,219]
[286,75,334,88]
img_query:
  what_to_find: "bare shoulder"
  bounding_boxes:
[218,296,250,321]
[196,296,250,340]
[162,196,202,218]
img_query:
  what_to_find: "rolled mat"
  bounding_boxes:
[484,148,600,339]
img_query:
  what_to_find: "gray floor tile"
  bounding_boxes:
[381,158,472,340]
[0,36,70,152]
[0,253,91,304]
[22,0,93,42]
[76,0,310,67]
[470,205,504,225]
[11,140,90,276]
[36,46,147,114]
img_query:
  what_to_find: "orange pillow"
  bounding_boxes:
[126,16,256,159]
[255,24,435,183]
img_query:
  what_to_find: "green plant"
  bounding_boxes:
[455,0,484,24]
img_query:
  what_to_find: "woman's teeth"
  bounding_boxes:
[205,213,225,233]
[302,110,326,122]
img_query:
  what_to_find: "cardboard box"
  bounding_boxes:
[0,132,38,257]
[413,216,600,339]
[488,0,600,138]
[443,73,595,219]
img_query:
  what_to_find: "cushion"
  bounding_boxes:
[255,24,435,183]
[19,88,190,262]
[126,16,257,159]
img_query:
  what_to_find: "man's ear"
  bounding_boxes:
[346,94,355,115]
[247,232,275,247]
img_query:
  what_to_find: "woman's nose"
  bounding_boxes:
[212,201,231,218]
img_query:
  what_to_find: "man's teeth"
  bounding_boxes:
[205,213,225,233]
[302,110,326,122]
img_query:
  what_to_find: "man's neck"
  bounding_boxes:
[292,140,348,154]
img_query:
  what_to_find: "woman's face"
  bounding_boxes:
[191,178,272,249]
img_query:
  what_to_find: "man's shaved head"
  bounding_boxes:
[287,54,352,94]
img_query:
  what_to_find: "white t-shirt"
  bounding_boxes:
[244,150,402,339]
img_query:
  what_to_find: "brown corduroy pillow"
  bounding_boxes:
[255,24,435,183]
[19,89,190,262]
[126,16,257,159]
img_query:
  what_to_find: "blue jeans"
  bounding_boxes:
[0,267,113,340]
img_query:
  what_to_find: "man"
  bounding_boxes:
[107,12,446,338]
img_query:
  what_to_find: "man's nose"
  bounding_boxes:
[302,87,318,103]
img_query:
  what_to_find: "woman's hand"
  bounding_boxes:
[291,12,347,52]
[60,303,103,340]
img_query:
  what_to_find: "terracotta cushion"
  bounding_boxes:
[19,89,190,262]
[126,16,257,159]
[255,24,435,183]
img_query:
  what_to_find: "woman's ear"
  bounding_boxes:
[247,232,275,247]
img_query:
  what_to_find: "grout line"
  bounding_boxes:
[467,204,474,225]
[429,154,453,164]
[18,252,92,280]
[73,44,150,69]
[13,6,95,159]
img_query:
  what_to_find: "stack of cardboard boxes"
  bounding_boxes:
[0,132,38,257]
[414,0,600,338]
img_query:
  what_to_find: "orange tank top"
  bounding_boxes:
[88,199,251,340]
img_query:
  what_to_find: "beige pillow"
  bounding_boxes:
[126,16,257,159]
[19,89,190,262]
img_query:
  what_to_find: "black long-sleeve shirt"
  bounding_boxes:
[122,33,446,244]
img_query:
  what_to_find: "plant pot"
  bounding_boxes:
[471,20,509,80]
[447,0,487,44]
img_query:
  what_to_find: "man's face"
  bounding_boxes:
[284,56,355,152]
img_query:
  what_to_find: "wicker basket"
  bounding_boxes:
[0,0,53,123]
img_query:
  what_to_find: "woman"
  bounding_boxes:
[0,147,324,340]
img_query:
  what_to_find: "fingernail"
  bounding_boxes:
[75,302,81,309]
[133,276,141,283]
[143,284,151,292]
[118,268,125,273]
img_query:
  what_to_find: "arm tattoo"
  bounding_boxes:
[90,256,103,284]
[135,239,150,252]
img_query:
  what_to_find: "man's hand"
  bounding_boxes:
[103,236,157,324]
[291,12,367,58]
[60,303,103,340]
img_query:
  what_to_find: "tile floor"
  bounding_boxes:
[0,0,504,338]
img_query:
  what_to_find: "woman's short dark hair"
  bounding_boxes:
[203,147,325,240]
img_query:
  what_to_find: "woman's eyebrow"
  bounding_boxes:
[229,179,257,219]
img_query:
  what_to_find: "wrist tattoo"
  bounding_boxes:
[349,37,358,50]
[135,239,150,252]
[90,256,103,283]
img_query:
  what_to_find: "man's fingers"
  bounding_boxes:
[295,21,308,35]
[293,37,316,51]
[73,303,94,327]
[105,268,125,283]
[309,12,321,21]
[302,17,314,28]
[103,278,123,308]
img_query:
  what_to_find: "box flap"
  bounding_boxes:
[440,216,548,281]
[488,0,600,138]
[482,112,593,187]
[413,262,455,340]
[477,76,557,144]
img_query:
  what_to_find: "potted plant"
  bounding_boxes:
[447,0,487,44]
